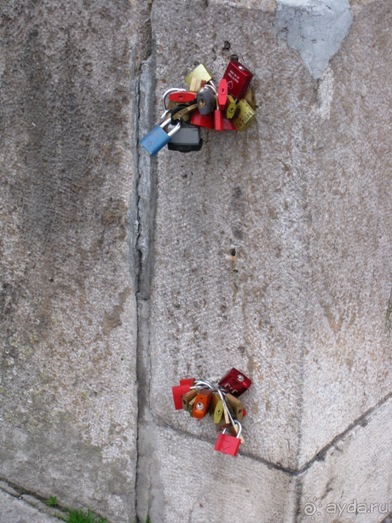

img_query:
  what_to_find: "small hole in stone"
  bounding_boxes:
[230,248,236,256]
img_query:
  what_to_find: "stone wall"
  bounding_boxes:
[0,1,391,522]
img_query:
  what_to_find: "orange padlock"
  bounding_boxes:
[191,389,213,419]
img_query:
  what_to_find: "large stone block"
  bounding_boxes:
[137,422,296,523]
[140,0,392,519]
[0,1,142,521]
[136,398,392,522]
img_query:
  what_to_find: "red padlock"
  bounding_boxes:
[222,60,253,100]
[217,78,228,111]
[180,378,195,387]
[172,385,191,410]
[169,91,197,104]
[221,116,236,131]
[214,111,236,131]
[172,380,194,410]
[218,368,252,397]
[214,107,224,131]
[214,422,242,456]
[190,110,215,129]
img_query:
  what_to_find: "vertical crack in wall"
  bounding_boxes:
[385,287,392,335]
[134,56,156,518]
[133,1,156,521]
[294,475,304,521]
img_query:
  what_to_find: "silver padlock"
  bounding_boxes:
[167,122,203,153]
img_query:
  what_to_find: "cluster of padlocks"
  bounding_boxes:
[172,368,252,456]
[141,60,256,155]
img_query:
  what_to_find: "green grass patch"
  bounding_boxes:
[66,509,107,523]
[44,496,59,507]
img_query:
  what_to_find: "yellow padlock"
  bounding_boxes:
[232,99,256,131]
[188,77,206,93]
[209,392,224,424]
[185,64,212,88]
[225,95,237,119]
[243,88,256,111]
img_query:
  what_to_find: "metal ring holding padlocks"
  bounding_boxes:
[192,379,215,391]
[203,82,217,95]
[208,78,217,91]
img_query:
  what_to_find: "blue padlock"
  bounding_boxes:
[140,116,181,156]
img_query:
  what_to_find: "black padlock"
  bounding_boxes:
[167,123,203,153]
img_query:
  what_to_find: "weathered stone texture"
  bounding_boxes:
[142,0,391,520]
[0,1,140,521]
[149,0,313,471]
[299,398,392,522]
[0,490,59,523]
[138,424,296,523]
[1,0,391,522]
[299,0,392,464]
[276,0,353,79]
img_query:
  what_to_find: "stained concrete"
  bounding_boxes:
[0,1,143,521]
[276,0,353,79]
[1,0,392,522]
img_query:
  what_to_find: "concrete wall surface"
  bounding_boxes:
[0,0,144,521]
[0,0,391,522]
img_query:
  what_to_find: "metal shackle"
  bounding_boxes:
[162,88,186,109]
[192,379,215,391]
[222,420,242,439]
[159,115,181,137]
